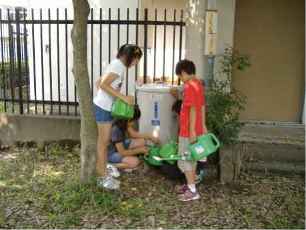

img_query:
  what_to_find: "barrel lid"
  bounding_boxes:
[136,83,182,93]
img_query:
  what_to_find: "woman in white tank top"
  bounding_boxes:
[94,44,142,190]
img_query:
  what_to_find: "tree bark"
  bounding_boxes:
[185,0,206,79]
[71,0,97,183]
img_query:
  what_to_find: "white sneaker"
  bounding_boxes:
[107,164,120,178]
[97,175,120,190]
[199,157,207,162]
[123,168,134,173]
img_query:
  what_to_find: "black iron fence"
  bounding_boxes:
[0,8,185,116]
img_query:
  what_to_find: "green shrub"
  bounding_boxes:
[0,62,28,88]
[206,47,251,145]
[0,102,4,112]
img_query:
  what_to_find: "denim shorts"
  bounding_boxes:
[108,139,131,164]
[94,104,113,123]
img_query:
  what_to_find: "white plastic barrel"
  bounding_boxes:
[136,84,180,144]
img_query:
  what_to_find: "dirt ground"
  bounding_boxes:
[0,144,304,229]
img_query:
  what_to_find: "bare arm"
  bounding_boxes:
[115,142,148,156]
[189,106,197,143]
[127,122,160,144]
[96,73,134,105]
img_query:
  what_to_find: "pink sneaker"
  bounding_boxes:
[178,189,200,202]
[175,184,189,194]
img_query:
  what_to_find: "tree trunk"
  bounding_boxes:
[71,0,97,183]
[185,0,206,79]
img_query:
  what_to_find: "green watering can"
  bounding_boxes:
[144,141,178,166]
[188,133,220,160]
[152,133,220,162]
[159,140,178,165]
[111,99,134,120]
[144,145,163,166]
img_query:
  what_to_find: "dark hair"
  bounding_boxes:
[172,99,182,115]
[132,104,141,121]
[117,44,143,67]
[113,104,141,132]
[175,59,196,75]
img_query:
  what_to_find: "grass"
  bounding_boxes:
[0,144,305,228]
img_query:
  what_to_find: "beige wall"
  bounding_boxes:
[233,0,305,122]
[140,0,186,12]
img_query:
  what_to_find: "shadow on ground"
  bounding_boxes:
[0,144,304,229]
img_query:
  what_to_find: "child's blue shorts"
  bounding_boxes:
[94,104,113,123]
[108,139,131,163]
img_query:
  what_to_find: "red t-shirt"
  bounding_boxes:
[179,78,205,138]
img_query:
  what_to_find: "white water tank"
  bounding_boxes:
[136,84,180,144]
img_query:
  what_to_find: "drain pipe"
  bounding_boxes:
[204,0,218,88]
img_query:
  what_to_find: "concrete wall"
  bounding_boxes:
[0,113,80,144]
[0,114,304,167]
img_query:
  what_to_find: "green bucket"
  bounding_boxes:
[188,133,220,161]
[144,145,163,166]
[159,140,178,165]
[111,99,134,120]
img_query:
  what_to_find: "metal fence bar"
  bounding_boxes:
[143,8,148,83]
[0,19,185,26]
[178,9,183,85]
[153,9,157,82]
[39,9,45,114]
[0,97,77,106]
[90,8,94,99]
[117,8,120,50]
[65,8,69,115]
[74,85,77,116]
[99,8,102,76]
[56,8,61,114]
[108,8,111,63]
[126,9,129,44]
[0,10,7,112]
[162,9,166,82]
[20,36,23,62]
[31,9,37,114]
[172,9,176,85]
[23,8,30,113]
[134,8,139,83]
[48,8,53,114]
[7,9,15,113]
[125,8,129,95]
[16,9,23,114]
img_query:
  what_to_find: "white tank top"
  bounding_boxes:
[93,59,126,111]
